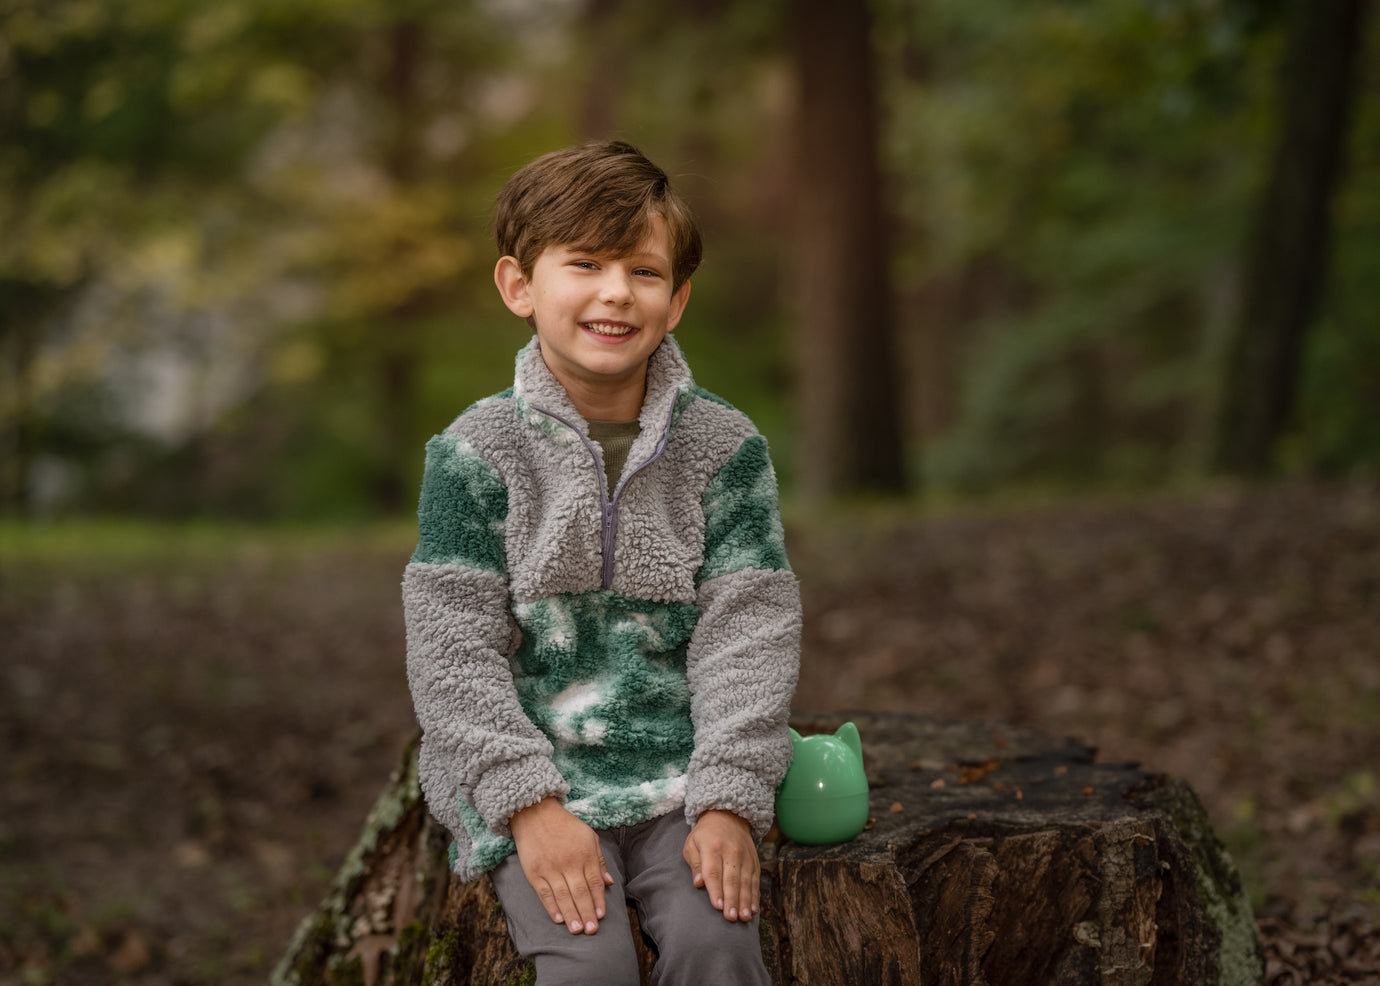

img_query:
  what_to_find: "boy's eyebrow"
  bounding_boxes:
[564,243,672,267]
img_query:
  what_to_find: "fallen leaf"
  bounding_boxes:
[108,930,152,976]
[959,761,1002,785]
[174,840,210,869]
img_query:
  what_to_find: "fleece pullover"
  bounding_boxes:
[403,336,802,880]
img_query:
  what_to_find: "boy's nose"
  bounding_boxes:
[599,271,634,305]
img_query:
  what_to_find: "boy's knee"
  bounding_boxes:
[528,931,641,986]
[650,918,768,986]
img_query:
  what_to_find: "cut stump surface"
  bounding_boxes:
[273,711,1263,986]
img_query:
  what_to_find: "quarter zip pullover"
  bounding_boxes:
[403,337,801,881]
[532,399,678,590]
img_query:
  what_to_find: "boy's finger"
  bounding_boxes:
[683,839,704,888]
[741,858,760,920]
[701,853,726,914]
[564,875,600,935]
[549,881,586,934]
[534,882,563,925]
[719,854,743,921]
[584,858,609,921]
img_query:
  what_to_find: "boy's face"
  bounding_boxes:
[494,217,691,419]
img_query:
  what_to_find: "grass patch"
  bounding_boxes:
[0,517,418,571]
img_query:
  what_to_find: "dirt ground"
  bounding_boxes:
[2,481,1377,985]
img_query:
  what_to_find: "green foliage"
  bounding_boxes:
[1,0,566,517]
[4,0,1376,517]
[1288,55,1380,476]
[0,516,414,572]
[880,0,1287,490]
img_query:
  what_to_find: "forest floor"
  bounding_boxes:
[1,480,1377,985]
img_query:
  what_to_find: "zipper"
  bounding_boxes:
[530,398,677,590]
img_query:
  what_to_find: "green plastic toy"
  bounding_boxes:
[774,722,870,844]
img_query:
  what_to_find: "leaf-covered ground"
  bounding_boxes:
[2,482,1377,985]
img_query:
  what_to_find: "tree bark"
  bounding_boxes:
[577,0,623,140]
[367,20,424,516]
[273,711,1263,986]
[788,0,907,499]
[1213,0,1369,476]
[0,293,42,512]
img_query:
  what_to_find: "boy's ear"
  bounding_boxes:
[494,256,534,318]
[665,279,692,333]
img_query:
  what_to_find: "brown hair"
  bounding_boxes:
[494,140,703,291]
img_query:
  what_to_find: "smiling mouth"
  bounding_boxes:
[582,321,636,337]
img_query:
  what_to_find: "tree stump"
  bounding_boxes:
[271,711,1263,986]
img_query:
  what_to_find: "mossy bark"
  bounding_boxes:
[274,713,1263,986]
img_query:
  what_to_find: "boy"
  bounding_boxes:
[402,140,800,985]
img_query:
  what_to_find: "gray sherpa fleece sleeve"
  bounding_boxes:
[684,434,802,838]
[403,433,569,841]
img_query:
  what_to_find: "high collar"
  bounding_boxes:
[512,335,694,438]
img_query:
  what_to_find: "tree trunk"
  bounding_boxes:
[272,711,1263,986]
[0,299,40,512]
[370,20,426,516]
[788,0,907,500]
[577,0,623,140]
[1213,0,1369,476]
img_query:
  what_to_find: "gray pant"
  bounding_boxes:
[489,811,771,986]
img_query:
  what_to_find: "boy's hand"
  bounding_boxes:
[683,810,759,922]
[509,797,615,935]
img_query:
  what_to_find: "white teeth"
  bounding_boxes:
[583,322,634,336]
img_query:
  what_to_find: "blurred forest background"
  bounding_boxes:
[3,0,1377,516]
[3,1,1380,985]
